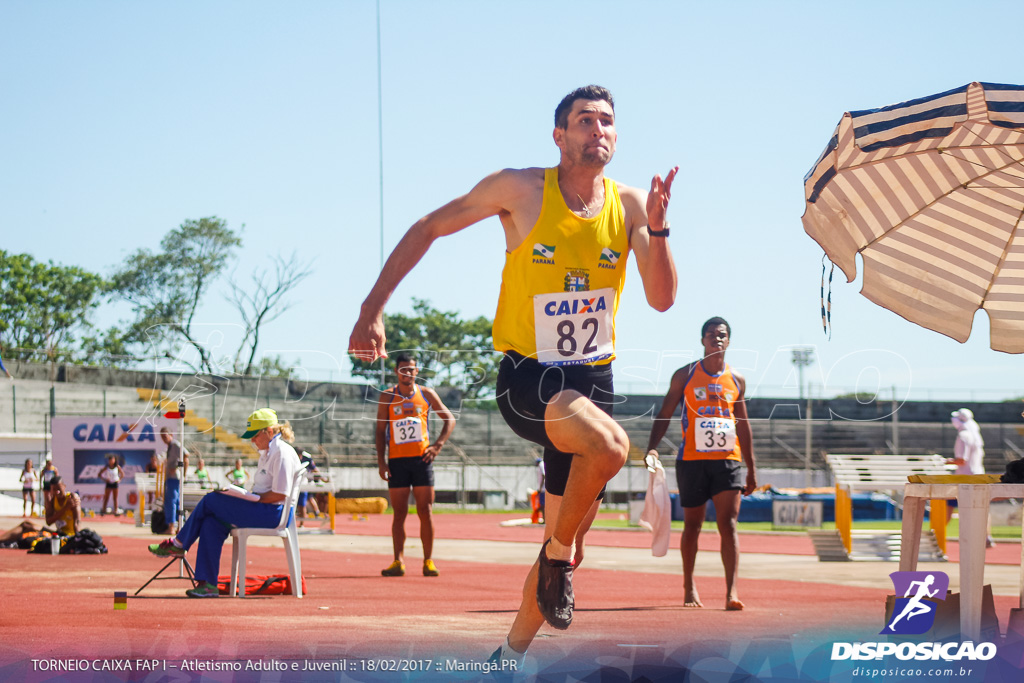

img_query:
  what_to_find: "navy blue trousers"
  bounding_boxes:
[175,491,282,584]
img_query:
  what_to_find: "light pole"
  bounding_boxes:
[791,347,816,486]
[791,347,815,400]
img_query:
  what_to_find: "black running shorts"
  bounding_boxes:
[387,456,434,489]
[496,351,617,498]
[675,459,744,508]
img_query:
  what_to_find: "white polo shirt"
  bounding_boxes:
[252,434,300,496]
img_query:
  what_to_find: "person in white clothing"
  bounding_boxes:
[99,454,125,516]
[946,408,994,547]
[20,459,38,517]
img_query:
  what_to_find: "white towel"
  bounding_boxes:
[639,459,672,557]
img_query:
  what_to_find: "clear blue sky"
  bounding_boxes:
[2,0,1022,402]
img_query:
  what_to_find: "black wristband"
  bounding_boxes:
[647,224,670,238]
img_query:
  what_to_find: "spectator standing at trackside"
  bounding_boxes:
[20,459,38,517]
[40,457,59,503]
[193,458,212,489]
[160,427,189,534]
[226,458,248,488]
[946,408,995,548]
[99,454,125,515]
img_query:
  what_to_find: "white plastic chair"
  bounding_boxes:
[228,463,307,598]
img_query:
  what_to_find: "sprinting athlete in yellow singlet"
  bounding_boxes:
[349,86,678,665]
[375,353,454,578]
[646,317,757,612]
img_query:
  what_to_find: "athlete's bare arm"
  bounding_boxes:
[349,168,544,362]
[421,387,456,464]
[619,167,679,312]
[375,393,392,482]
[646,364,692,452]
[733,372,757,495]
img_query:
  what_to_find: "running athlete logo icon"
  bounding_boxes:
[882,571,949,635]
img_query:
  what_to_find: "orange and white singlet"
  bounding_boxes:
[492,167,629,366]
[677,362,743,462]
[385,385,431,459]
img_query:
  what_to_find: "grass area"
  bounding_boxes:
[591,518,1020,538]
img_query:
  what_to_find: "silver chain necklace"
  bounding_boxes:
[575,192,603,218]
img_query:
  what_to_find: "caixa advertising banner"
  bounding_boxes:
[50,416,179,511]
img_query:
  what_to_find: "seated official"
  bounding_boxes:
[147,409,300,598]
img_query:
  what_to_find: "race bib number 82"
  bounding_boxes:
[533,288,615,366]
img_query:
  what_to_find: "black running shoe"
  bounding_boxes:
[535,538,573,630]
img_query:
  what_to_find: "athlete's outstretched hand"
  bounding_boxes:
[646,166,678,230]
[348,311,387,363]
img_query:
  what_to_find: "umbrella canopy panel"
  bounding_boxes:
[803,82,1024,353]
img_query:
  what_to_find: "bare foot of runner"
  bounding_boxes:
[725,598,745,611]
[684,590,703,608]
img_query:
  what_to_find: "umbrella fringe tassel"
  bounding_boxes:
[821,255,833,340]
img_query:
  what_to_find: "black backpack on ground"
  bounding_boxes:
[65,528,107,554]
[150,508,170,535]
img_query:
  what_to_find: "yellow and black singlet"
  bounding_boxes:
[385,385,431,459]
[492,167,629,366]
[678,362,743,462]
[51,494,78,535]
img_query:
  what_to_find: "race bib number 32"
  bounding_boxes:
[697,417,737,452]
[533,288,615,366]
[393,418,423,445]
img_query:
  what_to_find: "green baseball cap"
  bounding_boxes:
[241,408,278,439]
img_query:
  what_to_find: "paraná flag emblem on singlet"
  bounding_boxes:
[385,386,430,459]
[678,362,743,462]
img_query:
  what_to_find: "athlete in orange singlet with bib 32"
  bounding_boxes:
[376,352,454,578]
[349,85,678,668]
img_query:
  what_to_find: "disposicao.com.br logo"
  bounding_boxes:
[831,571,997,663]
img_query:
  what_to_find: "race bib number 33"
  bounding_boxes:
[697,417,736,452]
[533,288,614,366]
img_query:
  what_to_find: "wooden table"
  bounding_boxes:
[899,482,1024,640]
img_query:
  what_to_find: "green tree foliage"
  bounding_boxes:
[109,217,242,372]
[0,250,106,361]
[350,298,499,399]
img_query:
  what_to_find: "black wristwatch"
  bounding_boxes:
[647,223,670,238]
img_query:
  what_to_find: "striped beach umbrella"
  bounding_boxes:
[802,82,1024,353]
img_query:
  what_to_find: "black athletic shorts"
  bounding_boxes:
[104,482,119,490]
[387,457,434,489]
[496,351,617,498]
[675,459,744,508]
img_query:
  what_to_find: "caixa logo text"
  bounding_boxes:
[543,296,608,316]
[831,642,996,662]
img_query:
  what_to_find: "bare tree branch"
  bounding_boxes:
[228,252,313,375]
